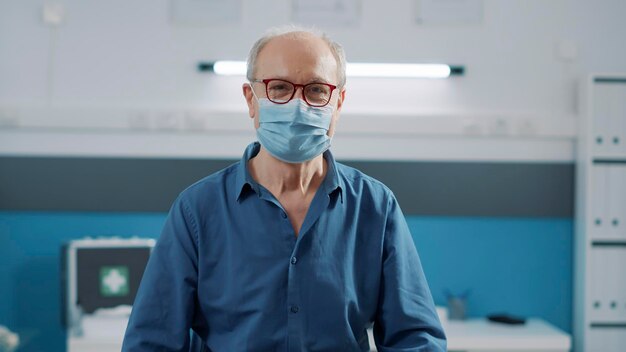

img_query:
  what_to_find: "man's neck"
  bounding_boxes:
[249,147,326,197]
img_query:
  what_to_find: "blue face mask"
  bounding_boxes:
[255,97,334,163]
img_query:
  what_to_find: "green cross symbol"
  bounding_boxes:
[100,266,129,297]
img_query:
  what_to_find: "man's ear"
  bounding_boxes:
[327,87,345,138]
[335,87,346,113]
[242,83,256,118]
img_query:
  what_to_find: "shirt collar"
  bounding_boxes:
[235,142,343,203]
[235,142,262,202]
[321,146,344,203]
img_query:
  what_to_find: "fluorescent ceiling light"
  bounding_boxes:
[346,63,450,78]
[212,61,248,76]
[201,61,462,78]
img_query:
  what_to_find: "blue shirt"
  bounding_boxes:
[123,142,446,352]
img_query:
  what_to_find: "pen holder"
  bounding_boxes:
[447,297,466,320]
[444,288,470,321]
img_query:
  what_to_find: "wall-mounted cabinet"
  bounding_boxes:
[575,74,626,352]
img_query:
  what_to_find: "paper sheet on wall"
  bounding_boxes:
[171,0,241,26]
[292,0,361,27]
[416,0,484,25]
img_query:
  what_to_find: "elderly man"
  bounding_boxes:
[122,27,446,351]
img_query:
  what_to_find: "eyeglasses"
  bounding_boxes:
[251,78,337,107]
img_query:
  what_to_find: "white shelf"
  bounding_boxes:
[0,106,576,162]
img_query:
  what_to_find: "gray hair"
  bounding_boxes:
[246,25,347,88]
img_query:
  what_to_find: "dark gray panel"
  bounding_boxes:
[594,78,626,84]
[593,159,626,164]
[0,157,235,212]
[344,161,574,218]
[0,157,574,217]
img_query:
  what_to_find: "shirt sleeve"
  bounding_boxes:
[373,192,447,352]
[122,195,200,351]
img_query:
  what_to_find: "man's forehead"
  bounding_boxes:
[259,33,335,61]
[255,33,337,82]
[265,31,327,50]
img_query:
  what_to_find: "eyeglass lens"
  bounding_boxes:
[266,80,332,106]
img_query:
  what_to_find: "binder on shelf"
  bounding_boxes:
[593,83,611,156]
[608,86,623,156]
[605,248,619,321]
[616,166,626,240]
[593,83,626,158]
[588,247,604,322]
[607,166,623,239]
[589,247,626,322]
[591,165,610,239]
[588,329,626,351]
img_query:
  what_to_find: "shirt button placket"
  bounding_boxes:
[287,242,300,349]
[284,206,302,351]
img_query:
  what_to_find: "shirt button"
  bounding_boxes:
[290,305,299,313]
[291,256,297,265]
[281,211,287,219]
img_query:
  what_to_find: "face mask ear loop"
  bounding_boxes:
[249,83,262,121]
[249,82,260,103]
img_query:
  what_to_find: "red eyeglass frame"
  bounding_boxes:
[251,78,338,107]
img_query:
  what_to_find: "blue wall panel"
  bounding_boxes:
[0,212,166,352]
[408,216,573,333]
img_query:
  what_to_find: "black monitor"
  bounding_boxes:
[62,238,155,327]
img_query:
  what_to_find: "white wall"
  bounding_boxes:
[1,0,625,161]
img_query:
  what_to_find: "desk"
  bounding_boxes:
[367,318,571,352]
[69,337,123,352]
[70,318,571,352]
[445,318,571,352]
